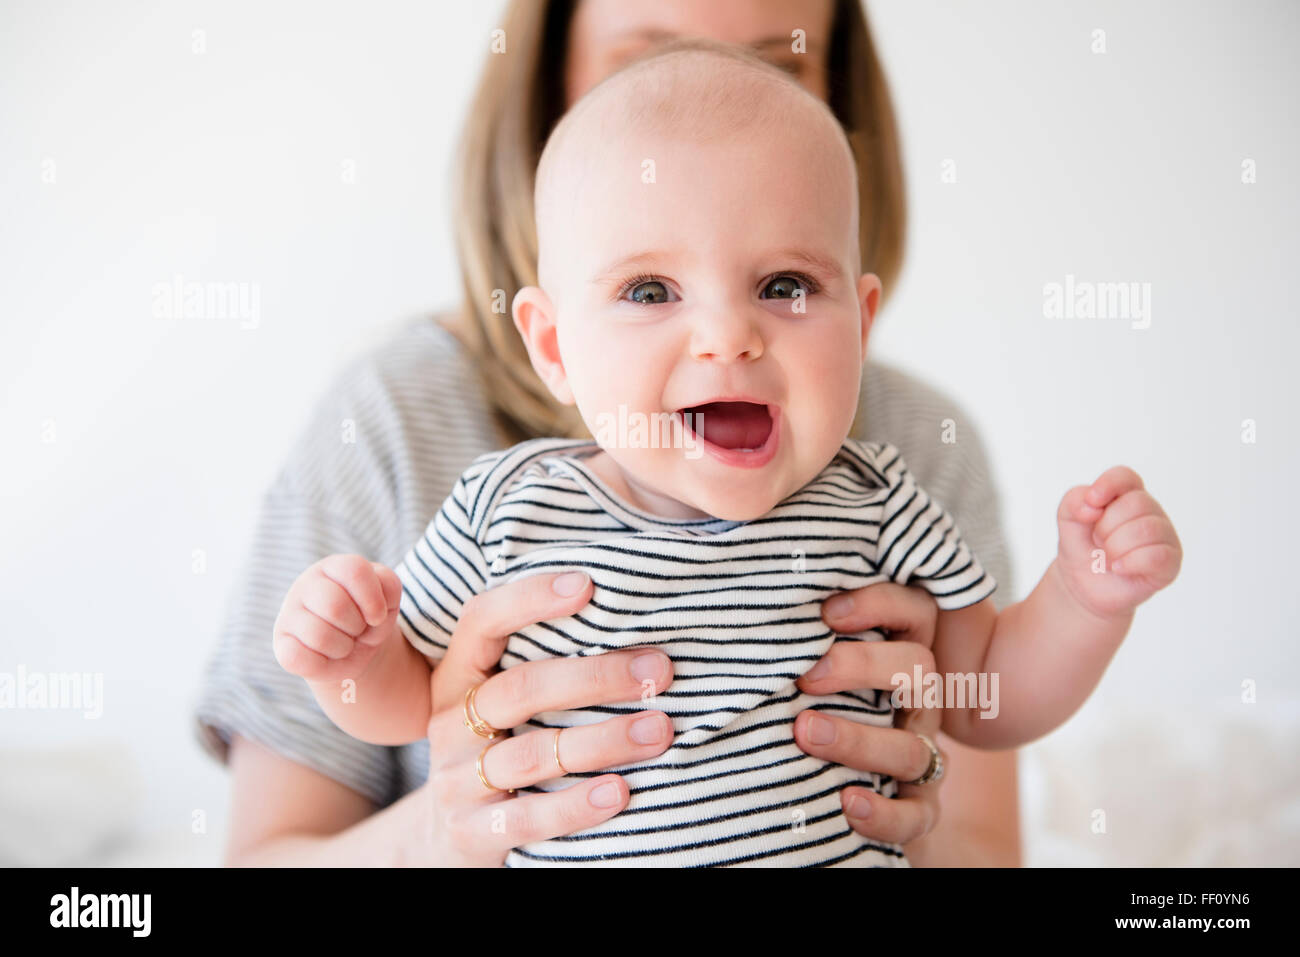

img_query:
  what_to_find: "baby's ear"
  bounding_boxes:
[856,273,882,362]
[512,286,575,404]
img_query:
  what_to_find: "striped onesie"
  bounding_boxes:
[396,435,996,867]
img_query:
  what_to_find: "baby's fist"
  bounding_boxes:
[273,554,403,683]
[1056,466,1182,619]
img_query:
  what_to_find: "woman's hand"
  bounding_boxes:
[794,582,947,846]
[406,571,675,866]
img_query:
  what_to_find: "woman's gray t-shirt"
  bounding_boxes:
[192,317,1014,807]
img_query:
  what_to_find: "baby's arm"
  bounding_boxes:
[273,554,433,746]
[933,467,1181,749]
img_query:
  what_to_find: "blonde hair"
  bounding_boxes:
[443,0,906,445]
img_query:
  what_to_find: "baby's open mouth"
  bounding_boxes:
[677,401,775,452]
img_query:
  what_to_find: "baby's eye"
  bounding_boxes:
[761,274,814,300]
[624,279,674,304]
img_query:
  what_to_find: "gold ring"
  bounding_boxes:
[476,737,514,794]
[464,683,503,739]
[554,728,568,775]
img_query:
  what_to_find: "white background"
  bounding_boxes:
[2,0,1297,866]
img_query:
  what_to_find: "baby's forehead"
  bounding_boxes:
[535,48,858,243]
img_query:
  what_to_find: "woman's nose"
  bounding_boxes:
[687,309,765,363]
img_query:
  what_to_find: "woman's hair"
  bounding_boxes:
[443,0,906,444]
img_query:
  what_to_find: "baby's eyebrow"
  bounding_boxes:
[772,248,845,280]
[590,248,846,285]
[591,250,672,285]
[750,35,825,55]
[614,28,824,56]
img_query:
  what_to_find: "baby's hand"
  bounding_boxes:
[1055,466,1182,620]
[273,554,403,683]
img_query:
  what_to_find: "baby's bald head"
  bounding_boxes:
[512,41,880,524]
[533,40,860,288]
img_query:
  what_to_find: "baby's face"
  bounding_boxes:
[521,119,877,522]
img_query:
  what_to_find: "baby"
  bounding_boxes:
[273,42,1181,867]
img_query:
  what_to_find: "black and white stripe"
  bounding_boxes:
[397,437,995,867]
[192,317,1015,855]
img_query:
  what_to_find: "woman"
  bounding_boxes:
[197,0,1021,866]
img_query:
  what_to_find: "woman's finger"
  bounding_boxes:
[895,697,943,736]
[841,785,941,846]
[442,711,673,803]
[471,648,673,732]
[431,571,594,707]
[821,581,939,648]
[797,639,936,697]
[840,714,948,844]
[792,711,936,783]
[456,774,631,858]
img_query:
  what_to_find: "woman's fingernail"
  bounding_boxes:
[630,713,666,744]
[630,652,667,683]
[552,572,588,596]
[824,594,853,621]
[804,657,830,681]
[845,793,870,819]
[589,781,621,808]
[808,714,836,745]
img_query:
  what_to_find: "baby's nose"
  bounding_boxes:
[688,312,765,362]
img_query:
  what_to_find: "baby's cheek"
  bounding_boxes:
[798,358,861,438]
